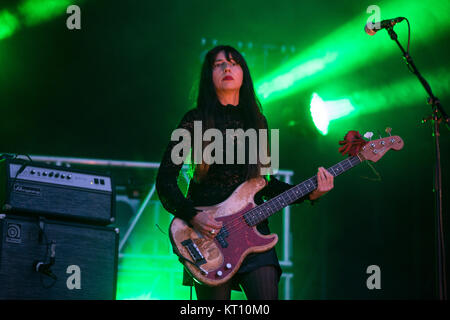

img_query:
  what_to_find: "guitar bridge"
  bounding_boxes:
[181,239,206,265]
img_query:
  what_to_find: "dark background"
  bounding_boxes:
[0,0,448,299]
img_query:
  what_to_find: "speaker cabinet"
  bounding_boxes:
[0,214,119,299]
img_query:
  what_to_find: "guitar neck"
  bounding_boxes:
[244,155,362,226]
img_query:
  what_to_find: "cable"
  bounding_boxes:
[35,218,58,288]
[405,18,411,54]
[403,18,415,75]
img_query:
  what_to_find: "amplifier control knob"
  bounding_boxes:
[30,170,36,175]
[67,175,72,180]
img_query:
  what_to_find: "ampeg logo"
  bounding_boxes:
[6,223,22,243]
[13,184,41,196]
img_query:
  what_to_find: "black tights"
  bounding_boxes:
[194,265,279,300]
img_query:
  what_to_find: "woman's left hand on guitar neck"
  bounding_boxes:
[309,167,334,201]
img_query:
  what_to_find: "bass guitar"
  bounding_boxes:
[169,130,404,286]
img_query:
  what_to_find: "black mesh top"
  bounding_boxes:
[156,101,314,284]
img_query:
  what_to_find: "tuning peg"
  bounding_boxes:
[385,127,392,136]
[364,132,374,140]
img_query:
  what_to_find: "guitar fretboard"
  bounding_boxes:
[244,155,361,226]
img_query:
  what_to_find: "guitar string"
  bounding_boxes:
[207,136,390,240]
[183,157,360,273]
[217,157,358,236]
[218,182,315,237]
[213,157,360,238]
[224,156,359,231]
[220,177,322,237]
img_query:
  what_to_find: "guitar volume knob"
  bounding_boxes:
[225,263,232,269]
[216,271,223,277]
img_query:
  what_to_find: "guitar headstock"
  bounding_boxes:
[339,129,404,162]
[358,135,404,162]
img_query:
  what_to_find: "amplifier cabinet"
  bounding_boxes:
[0,160,115,225]
[0,214,119,300]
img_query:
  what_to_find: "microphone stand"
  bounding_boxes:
[386,25,449,300]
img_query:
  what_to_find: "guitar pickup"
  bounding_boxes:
[215,226,229,248]
[181,239,206,265]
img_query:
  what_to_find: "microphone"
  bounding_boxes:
[365,17,405,35]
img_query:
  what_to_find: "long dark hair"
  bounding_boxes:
[192,45,268,182]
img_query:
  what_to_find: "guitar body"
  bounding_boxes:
[169,177,278,287]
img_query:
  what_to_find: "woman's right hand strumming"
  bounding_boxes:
[190,210,223,240]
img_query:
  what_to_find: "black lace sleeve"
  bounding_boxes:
[156,109,201,222]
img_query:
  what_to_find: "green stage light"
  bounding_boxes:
[310,93,355,135]
[350,69,449,114]
[115,242,247,300]
[0,10,20,40]
[258,52,338,100]
[0,0,85,41]
[314,68,449,117]
[18,0,73,26]
[116,252,189,300]
[306,68,449,135]
[256,0,450,105]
